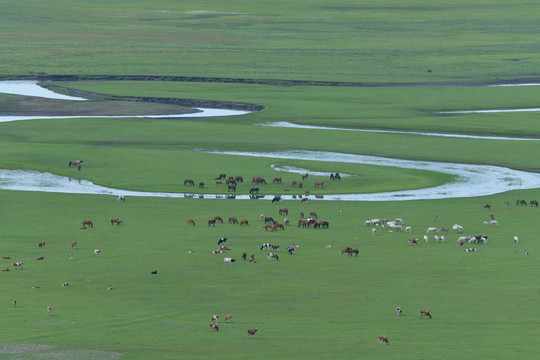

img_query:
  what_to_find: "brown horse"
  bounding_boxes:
[208,219,216,227]
[531,200,538,207]
[111,218,123,225]
[273,223,285,231]
[184,179,194,186]
[279,208,288,215]
[516,199,527,206]
[229,217,238,224]
[309,211,318,218]
[213,216,224,223]
[483,204,491,209]
[199,182,204,188]
[314,181,324,188]
[273,177,282,184]
[301,197,309,203]
[302,173,309,180]
[341,248,359,256]
[240,219,249,226]
[235,176,244,183]
[82,220,93,228]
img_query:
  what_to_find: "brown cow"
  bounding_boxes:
[378,335,389,345]
[71,242,78,248]
[209,323,219,332]
[225,314,232,322]
[247,328,258,338]
[38,241,46,248]
[187,219,196,226]
[408,238,418,245]
[420,310,432,319]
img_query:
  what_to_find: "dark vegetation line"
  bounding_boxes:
[2,74,540,88]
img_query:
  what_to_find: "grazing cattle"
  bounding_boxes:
[218,237,228,245]
[271,196,282,203]
[151,270,158,274]
[516,199,527,206]
[69,253,73,260]
[372,228,377,236]
[211,315,219,323]
[396,307,403,315]
[2,256,10,259]
[82,220,93,228]
[485,219,499,226]
[198,182,204,188]
[47,306,53,316]
[273,177,282,184]
[209,323,219,332]
[228,184,236,192]
[433,235,439,242]
[36,256,44,260]
[108,284,114,290]
[38,241,46,248]
[514,236,519,243]
[184,179,194,186]
[465,247,477,253]
[314,181,324,188]
[378,335,389,345]
[408,238,418,245]
[309,211,318,219]
[341,247,358,256]
[94,249,100,256]
[426,227,437,233]
[224,257,236,264]
[302,173,309,180]
[249,187,259,194]
[420,310,432,319]
[301,197,309,203]
[279,208,288,215]
[219,246,230,251]
[62,282,69,287]
[440,236,445,242]
[228,217,238,224]
[261,243,272,251]
[452,224,463,233]
[208,219,216,227]
[117,195,125,202]
[531,200,539,207]
[240,219,249,226]
[437,227,449,233]
[111,218,123,225]
[247,328,258,338]
[225,314,232,322]
[483,204,491,209]
[12,262,23,270]
[267,252,279,260]
[187,219,196,226]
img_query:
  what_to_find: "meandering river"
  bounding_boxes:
[1,80,539,201]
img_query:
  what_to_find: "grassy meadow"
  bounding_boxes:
[2,1,540,359]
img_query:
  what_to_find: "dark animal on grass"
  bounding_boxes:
[301,197,309,203]
[82,220,93,228]
[531,200,538,207]
[218,237,228,245]
[213,216,224,223]
[208,219,216,227]
[228,184,236,192]
[111,218,123,225]
[272,196,282,203]
[279,208,288,215]
[210,323,219,332]
[247,328,258,338]
[378,335,389,345]
[420,310,432,319]
[516,199,527,206]
[235,176,243,183]
[199,182,204,188]
[38,241,46,248]
[229,217,238,224]
[240,219,249,226]
[249,187,259,194]
[184,179,194,186]
[302,173,308,180]
[264,217,276,224]
[273,177,282,184]
[187,219,196,226]
[314,181,324,188]
[309,211,318,219]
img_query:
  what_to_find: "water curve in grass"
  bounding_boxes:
[258,122,540,141]
[2,150,540,201]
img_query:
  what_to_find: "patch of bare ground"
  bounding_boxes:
[0,343,53,354]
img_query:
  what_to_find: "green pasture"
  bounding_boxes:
[2,0,540,83]
[2,188,540,360]
[2,0,540,359]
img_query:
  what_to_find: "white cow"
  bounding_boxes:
[452,224,463,233]
[94,249,100,256]
[372,228,377,236]
[405,226,412,233]
[514,236,519,244]
[423,235,428,243]
[224,257,236,264]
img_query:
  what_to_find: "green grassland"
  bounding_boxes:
[2,0,540,359]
